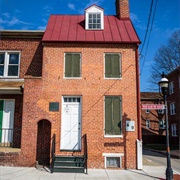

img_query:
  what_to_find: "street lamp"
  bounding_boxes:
[158,72,173,180]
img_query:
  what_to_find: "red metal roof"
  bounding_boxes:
[43,15,140,43]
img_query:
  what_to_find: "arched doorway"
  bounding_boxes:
[36,119,51,165]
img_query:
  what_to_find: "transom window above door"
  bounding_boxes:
[64,53,81,78]
[0,51,20,78]
[104,53,121,78]
[63,97,81,103]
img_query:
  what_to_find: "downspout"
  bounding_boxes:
[135,44,141,141]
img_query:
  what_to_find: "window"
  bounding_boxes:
[171,124,177,137]
[88,13,101,29]
[106,157,120,168]
[105,96,122,136]
[85,5,104,30]
[158,109,164,114]
[169,81,174,94]
[105,54,121,78]
[159,119,165,129]
[170,103,176,115]
[64,53,81,78]
[146,120,150,129]
[0,52,20,77]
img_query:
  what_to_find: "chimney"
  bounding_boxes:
[116,0,130,19]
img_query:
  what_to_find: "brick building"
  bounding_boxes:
[167,67,180,149]
[0,0,141,172]
[141,92,166,144]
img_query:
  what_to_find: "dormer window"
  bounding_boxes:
[85,5,104,30]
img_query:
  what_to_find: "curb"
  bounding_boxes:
[144,148,180,159]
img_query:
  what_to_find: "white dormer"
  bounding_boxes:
[85,5,104,30]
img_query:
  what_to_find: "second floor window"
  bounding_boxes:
[64,53,81,78]
[171,124,177,137]
[105,53,121,78]
[170,103,176,115]
[0,52,20,78]
[169,81,174,94]
[146,120,150,129]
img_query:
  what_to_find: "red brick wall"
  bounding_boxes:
[0,38,43,77]
[21,43,139,169]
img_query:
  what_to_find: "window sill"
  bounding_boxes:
[104,135,123,138]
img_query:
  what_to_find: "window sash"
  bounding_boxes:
[0,52,20,77]
[171,124,177,136]
[65,53,81,78]
[105,96,122,135]
[88,13,101,29]
[105,54,121,78]
[170,103,176,115]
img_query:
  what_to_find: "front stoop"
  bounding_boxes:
[53,155,85,173]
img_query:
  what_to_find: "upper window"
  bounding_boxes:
[169,81,174,95]
[170,102,176,115]
[105,53,121,78]
[105,96,122,136]
[171,124,177,137]
[0,52,20,78]
[85,5,104,30]
[64,53,81,78]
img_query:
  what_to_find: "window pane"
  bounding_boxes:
[97,14,100,18]
[105,97,113,134]
[9,54,19,64]
[0,53,5,64]
[89,19,92,23]
[97,19,100,23]
[89,24,93,29]
[8,65,18,76]
[89,14,92,18]
[0,66,4,76]
[93,14,96,18]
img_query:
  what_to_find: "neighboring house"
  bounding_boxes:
[141,92,166,144]
[167,67,180,149]
[0,0,141,172]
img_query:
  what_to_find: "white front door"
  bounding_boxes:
[0,100,15,143]
[60,97,81,150]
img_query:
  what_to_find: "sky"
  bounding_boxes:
[0,0,180,91]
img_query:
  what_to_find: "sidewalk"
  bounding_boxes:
[0,165,179,180]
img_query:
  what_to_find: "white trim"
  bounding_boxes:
[102,153,124,169]
[104,53,122,79]
[63,52,82,79]
[0,51,21,78]
[104,135,123,138]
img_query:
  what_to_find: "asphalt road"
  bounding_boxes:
[143,149,180,174]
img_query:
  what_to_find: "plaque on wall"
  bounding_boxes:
[49,102,59,111]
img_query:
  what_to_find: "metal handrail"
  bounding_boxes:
[50,133,56,173]
[83,134,88,174]
[0,128,21,148]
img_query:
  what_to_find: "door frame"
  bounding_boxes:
[60,96,82,151]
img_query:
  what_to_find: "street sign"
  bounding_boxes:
[141,104,165,109]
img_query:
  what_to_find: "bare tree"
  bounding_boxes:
[149,29,180,90]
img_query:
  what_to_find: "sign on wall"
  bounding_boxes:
[141,104,165,110]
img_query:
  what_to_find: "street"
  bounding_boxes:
[143,149,180,174]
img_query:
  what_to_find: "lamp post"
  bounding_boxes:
[158,72,173,180]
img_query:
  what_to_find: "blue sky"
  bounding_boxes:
[0,0,179,91]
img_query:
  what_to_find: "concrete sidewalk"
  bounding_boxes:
[0,166,171,180]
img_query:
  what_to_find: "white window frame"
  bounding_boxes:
[171,124,177,137]
[0,51,20,78]
[102,153,123,168]
[158,109,164,114]
[146,120,150,129]
[170,102,176,115]
[104,53,122,79]
[169,81,174,95]
[63,52,82,79]
[159,119,165,129]
[85,5,104,30]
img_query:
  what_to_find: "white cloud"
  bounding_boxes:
[68,3,75,10]
[37,26,46,30]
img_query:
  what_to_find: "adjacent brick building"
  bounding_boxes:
[167,67,180,149]
[0,0,141,171]
[141,92,166,144]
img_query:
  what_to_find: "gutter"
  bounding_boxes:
[135,45,141,140]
